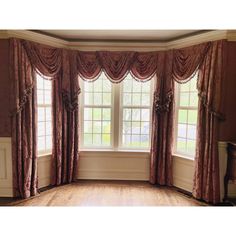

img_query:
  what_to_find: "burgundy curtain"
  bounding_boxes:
[172,40,226,204]
[51,49,80,185]
[193,40,226,204]
[10,39,80,198]
[10,39,38,198]
[150,51,174,185]
[77,51,158,82]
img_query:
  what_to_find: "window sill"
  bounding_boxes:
[172,153,195,161]
[79,149,150,154]
[37,153,52,158]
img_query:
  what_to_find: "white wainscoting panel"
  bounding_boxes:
[78,151,150,181]
[38,155,51,188]
[172,155,195,193]
[0,137,13,197]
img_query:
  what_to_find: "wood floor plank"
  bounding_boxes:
[0,180,206,206]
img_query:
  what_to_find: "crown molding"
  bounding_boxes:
[166,30,229,49]
[1,30,236,51]
[0,30,68,48]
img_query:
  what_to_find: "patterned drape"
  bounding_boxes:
[10,38,226,203]
[172,40,226,204]
[193,40,226,204]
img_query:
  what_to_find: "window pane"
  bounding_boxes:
[37,76,44,89]
[84,82,93,92]
[186,140,196,153]
[187,125,196,139]
[37,90,44,104]
[46,122,52,135]
[38,136,45,151]
[102,93,111,105]
[44,80,51,90]
[84,134,92,145]
[132,109,140,121]
[46,135,52,150]
[93,108,102,120]
[44,90,51,104]
[188,110,197,124]
[84,121,93,133]
[142,81,150,93]
[46,107,51,121]
[179,93,189,106]
[141,122,149,134]
[93,134,101,145]
[94,93,102,105]
[84,108,92,120]
[38,108,45,122]
[93,121,101,133]
[141,93,150,106]
[132,122,140,134]
[38,122,45,136]
[94,79,103,92]
[102,108,111,120]
[189,92,198,106]
[103,79,111,92]
[123,121,132,134]
[132,81,141,92]
[102,121,110,133]
[102,134,110,146]
[131,135,140,146]
[85,92,93,105]
[140,135,149,147]
[178,109,187,123]
[123,109,131,121]
[180,83,189,92]
[141,109,150,121]
[123,79,132,92]
[178,124,187,138]
[177,138,186,151]
[132,93,141,106]
[123,134,131,146]
[123,93,132,106]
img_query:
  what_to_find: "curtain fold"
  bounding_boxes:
[150,51,174,185]
[77,51,158,82]
[10,39,38,198]
[172,42,210,83]
[193,40,227,204]
[51,50,80,185]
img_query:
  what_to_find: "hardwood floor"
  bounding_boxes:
[0,180,206,206]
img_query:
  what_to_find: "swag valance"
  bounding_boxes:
[10,37,226,204]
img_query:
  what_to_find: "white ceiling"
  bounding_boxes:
[37,30,207,42]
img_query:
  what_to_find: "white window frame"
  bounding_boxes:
[79,77,115,150]
[79,75,154,151]
[36,73,53,156]
[173,79,198,160]
[118,79,154,151]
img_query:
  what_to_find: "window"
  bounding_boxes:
[80,73,153,150]
[174,73,199,158]
[81,74,113,148]
[36,73,52,154]
[121,75,152,148]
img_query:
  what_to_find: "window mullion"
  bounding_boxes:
[113,83,120,150]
